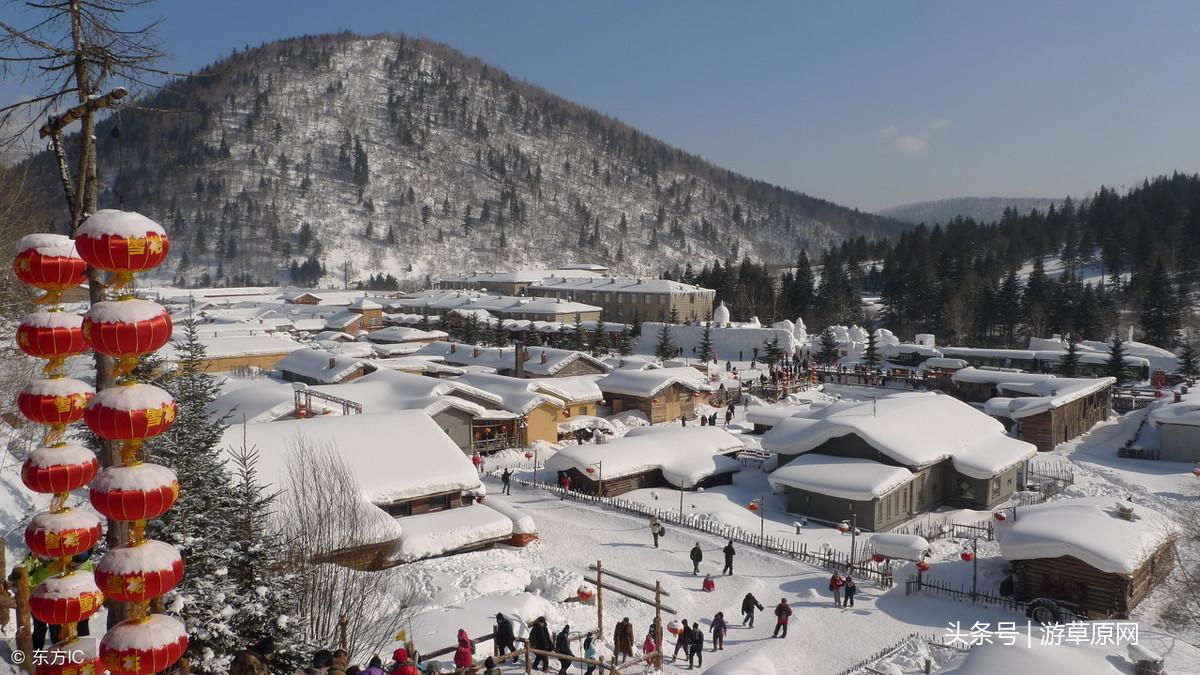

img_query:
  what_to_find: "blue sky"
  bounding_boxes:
[2,0,1198,211]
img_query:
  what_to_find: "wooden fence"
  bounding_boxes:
[831,631,954,675]
[518,478,894,589]
[905,575,1027,614]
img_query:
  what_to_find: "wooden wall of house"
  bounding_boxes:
[551,359,608,377]
[1019,386,1111,452]
[565,466,735,497]
[192,352,293,374]
[783,487,883,531]
[524,405,560,444]
[432,407,475,453]
[1012,540,1172,618]
[558,402,598,423]
[953,380,1000,404]
[380,491,472,517]
[602,386,696,424]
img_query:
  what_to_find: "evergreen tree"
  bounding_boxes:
[1106,333,1128,382]
[1140,258,1179,347]
[418,306,431,331]
[592,312,610,355]
[698,314,715,362]
[863,329,880,367]
[460,312,481,344]
[818,326,840,365]
[762,335,784,366]
[491,318,509,347]
[572,312,587,352]
[1059,336,1082,377]
[1177,341,1199,377]
[654,321,676,360]
[630,312,642,339]
[615,325,633,356]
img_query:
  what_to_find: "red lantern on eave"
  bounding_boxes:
[100,614,188,675]
[84,383,177,442]
[837,521,851,534]
[94,540,185,603]
[29,571,105,625]
[21,442,99,493]
[74,210,169,275]
[524,452,534,459]
[90,463,179,522]
[585,466,596,474]
[82,299,172,359]
[18,311,88,361]
[25,509,103,559]
[960,551,975,562]
[993,512,1007,522]
[18,378,95,427]
[916,561,930,572]
[872,553,886,564]
[37,637,100,675]
[13,233,87,292]
[747,501,760,512]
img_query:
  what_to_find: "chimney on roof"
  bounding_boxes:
[1117,501,1135,521]
[540,351,548,364]
[328,357,336,370]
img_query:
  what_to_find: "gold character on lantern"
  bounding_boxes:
[55,396,72,413]
[79,593,94,612]
[162,404,176,424]
[45,532,60,551]
[144,408,162,427]
[125,575,145,594]
[147,235,164,255]
[126,237,146,255]
[16,257,30,271]
[62,531,79,548]
[72,394,87,410]
[105,576,122,596]
[121,655,140,672]
[18,332,28,346]
[81,323,90,341]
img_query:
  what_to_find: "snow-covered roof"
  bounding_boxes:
[159,334,304,361]
[348,296,382,310]
[762,392,1037,478]
[364,325,448,344]
[596,366,708,397]
[454,373,563,414]
[768,454,913,501]
[1148,394,1200,428]
[275,348,370,383]
[994,497,1179,575]
[951,367,1115,419]
[528,376,604,405]
[392,503,513,562]
[308,369,514,419]
[520,347,611,376]
[544,426,743,486]
[221,410,483,504]
[530,276,714,295]
[867,533,930,560]
[323,309,363,330]
[440,268,604,284]
[208,380,296,423]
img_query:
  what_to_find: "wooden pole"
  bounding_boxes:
[595,559,604,638]
[0,542,9,629]
[524,641,531,674]
[338,614,348,651]
[14,566,34,675]
[654,582,663,672]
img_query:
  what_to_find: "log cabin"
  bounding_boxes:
[596,367,710,424]
[275,348,375,385]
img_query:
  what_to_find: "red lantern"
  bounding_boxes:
[25,509,103,558]
[36,637,100,675]
[1192,465,1200,477]
[747,501,760,512]
[94,540,185,603]
[18,378,94,427]
[21,443,99,493]
[577,587,594,603]
[667,621,683,636]
[29,571,105,625]
[960,551,975,562]
[872,553,886,564]
[915,561,930,573]
[837,522,851,534]
[524,452,534,459]
[993,512,1008,522]
[585,466,596,474]
[84,383,176,442]
[100,614,188,675]
[82,299,172,359]
[651,398,660,404]
[74,210,169,276]
[90,463,179,522]
[13,234,87,292]
[17,311,87,361]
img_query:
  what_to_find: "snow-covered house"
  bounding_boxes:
[765,393,1037,530]
[222,411,531,568]
[544,426,743,496]
[527,376,606,439]
[322,296,385,333]
[275,348,375,385]
[1147,393,1200,462]
[994,497,1179,618]
[363,325,448,348]
[951,368,1114,452]
[596,366,709,424]
[454,372,566,445]
[513,346,611,378]
[158,333,305,373]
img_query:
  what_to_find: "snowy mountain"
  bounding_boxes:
[35,33,906,288]
[879,196,1061,226]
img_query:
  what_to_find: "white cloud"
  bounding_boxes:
[893,135,929,154]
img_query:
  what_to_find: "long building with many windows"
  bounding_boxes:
[525,276,715,322]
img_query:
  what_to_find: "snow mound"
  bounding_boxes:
[703,651,778,675]
[527,567,584,601]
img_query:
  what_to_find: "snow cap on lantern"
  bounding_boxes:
[74,210,169,275]
[90,462,179,522]
[82,299,172,359]
[18,311,87,361]
[29,571,104,625]
[25,509,103,559]
[14,233,87,292]
[37,636,100,675]
[21,442,99,494]
[18,378,94,427]
[94,540,184,603]
[100,614,188,675]
[85,383,176,442]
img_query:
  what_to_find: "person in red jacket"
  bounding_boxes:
[772,598,792,638]
[453,628,475,671]
[830,573,846,607]
[388,648,418,675]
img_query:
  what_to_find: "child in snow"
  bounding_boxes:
[773,598,792,638]
[702,574,715,592]
[641,632,657,656]
[830,573,846,607]
[582,634,598,675]
[710,612,727,651]
[481,657,500,675]
[844,576,857,607]
[452,629,474,672]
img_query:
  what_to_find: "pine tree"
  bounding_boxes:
[491,318,509,347]
[630,313,642,339]
[572,312,587,352]
[418,306,431,331]
[1106,333,1128,382]
[654,322,676,360]
[592,312,609,355]
[460,312,481,344]
[1060,336,1081,377]
[1177,341,1199,377]
[762,335,784,366]
[698,314,715,362]
[863,329,880,367]
[615,325,632,356]
[818,326,840,365]
[1140,258,1179,347]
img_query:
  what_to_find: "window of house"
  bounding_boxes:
[991,477,1001,496]
[382,500,411,517]
[426,494,451,512]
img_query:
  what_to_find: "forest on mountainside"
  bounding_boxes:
[665,173,1200,350]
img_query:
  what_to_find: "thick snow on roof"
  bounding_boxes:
[323,309,362,330]
[634,322,797,361]
[544,426,743,487]
[221,411,482,504]
[441,268,603,284]
[207,380,296,423]
[529,376,603,404]
[596,366,708,397]
[769,454,912,501]
[951,367,1115,419]
[275,348,369,383]
[1148,393,1200,428]
[868,533,930,560]
[762,393,1037,478]
[519,347,611,376]
[159,334,304,361]
[530,276,714,295]
[307,369,514,419]
[994,497,1179,575]
[85,298,168,324]
[939,636,1136,674]
[348,296,382,310]
[393,503,513,562]
[455,373,563,413]
[365,325,448,343]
